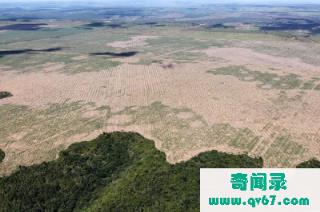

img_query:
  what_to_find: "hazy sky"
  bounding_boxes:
[1,0,319,6]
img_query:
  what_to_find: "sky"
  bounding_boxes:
[1,0,319,6]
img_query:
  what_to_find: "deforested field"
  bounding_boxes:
[1,4,320,175]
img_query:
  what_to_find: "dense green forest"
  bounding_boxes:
[0,132,263,211]
[296,159,320,168]
[0,149,4,163]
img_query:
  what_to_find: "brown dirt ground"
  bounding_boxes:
[1,46,320,175]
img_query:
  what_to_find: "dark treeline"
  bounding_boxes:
[0,23,47,31]
[0,149,4,163]
[296,159,320,168]
[81,22,124,29]
[0,91,12,99]
[260,18,320,34]
[0,47,63,58]
[90,51,138,57]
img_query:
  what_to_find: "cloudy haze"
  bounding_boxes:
[1,0,320,6]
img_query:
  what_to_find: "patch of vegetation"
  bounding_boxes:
[0,52,121,74]
[260,18,319,34]
[0,91,12,99]
[64,57,121,74]
[301,80,316,90]
[0,149,4,163]
[206,23,235,29]
[262,130,306,167]
[80,22,125,30]
[207,66,305,90]
[111,102,261,162]
[109,102,310,167]
[0,27,86,45]
[270,90,303,105]
[0,23,47,31]
[90,51,138,57]
[82,22,106,28]
[0,47,62,58]
[0,132,263,211]
[296,159,320,168]
[1,100,308,173]
[0,102,107,173]
[315,84,320,90]
[145,36,209,63]
[135,58,162,65]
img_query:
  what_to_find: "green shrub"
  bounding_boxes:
[0,149,4,163]
[0,91,12,99]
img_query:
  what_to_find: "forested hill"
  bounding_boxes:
[0,132,263,211]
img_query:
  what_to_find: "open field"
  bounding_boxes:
[1,5,320,175]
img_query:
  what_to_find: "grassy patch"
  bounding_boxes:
[0,27,84,45]
[1,100,309,174]
[207,66,304,90]
[301,80,316,90]
[0,102,108,174]
[0,52,121,74]
[142,36,210,63]
[112,102,260,162]
[135,58,163,65]
[270,90,303,105]
[0,132,263,211]
[64,56,121,74]
[109,102,309,166]
[263,130,306,167]
[315,84,320,90]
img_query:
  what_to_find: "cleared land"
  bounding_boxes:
[1,6,320,174]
